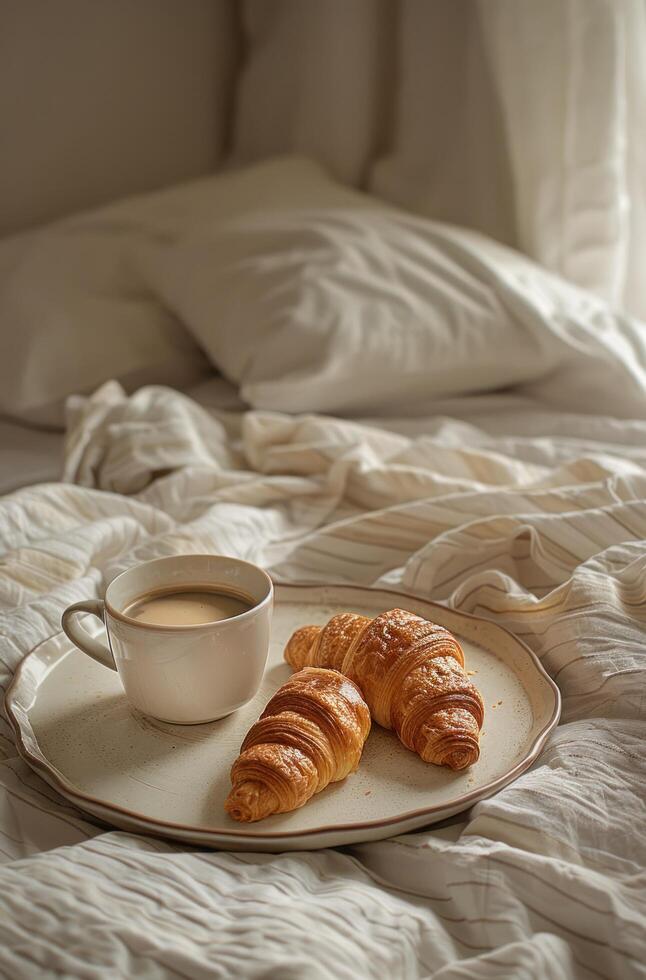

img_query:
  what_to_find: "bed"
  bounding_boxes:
[1,4,646,979]
[2,376,646,978]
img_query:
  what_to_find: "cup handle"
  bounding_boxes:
[61,599,117,671]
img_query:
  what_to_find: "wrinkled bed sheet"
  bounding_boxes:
[0,376,246,495]
[0,381,645,979]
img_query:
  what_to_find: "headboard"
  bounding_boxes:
[1,0,642,319]
[0,0,239,236]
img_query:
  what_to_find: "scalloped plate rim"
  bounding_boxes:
[5,582,561,850]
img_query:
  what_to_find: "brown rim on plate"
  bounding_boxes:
[4,582,561,841]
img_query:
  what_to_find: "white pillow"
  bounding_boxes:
[0,229,209,426]
[0,156,358,425]
[138,201,646,419]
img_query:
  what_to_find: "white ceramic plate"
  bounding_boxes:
[6,584,560,851]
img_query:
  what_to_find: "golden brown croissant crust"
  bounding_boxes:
[224,666,371,822]
[285,609,484,770]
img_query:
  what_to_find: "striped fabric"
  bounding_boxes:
[1,381,645,978]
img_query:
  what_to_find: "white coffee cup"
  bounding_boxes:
[61,555,273,724]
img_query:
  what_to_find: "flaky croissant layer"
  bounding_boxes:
[225,667,371,822]
[285,609,484,770]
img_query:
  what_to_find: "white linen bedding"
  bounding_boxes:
[0,377,245,496]
[0,376,645,979]
[1,156,646,978]
[0,420,64,494]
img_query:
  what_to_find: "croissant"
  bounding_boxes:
[285,609,484,770]
[224,666,371,822]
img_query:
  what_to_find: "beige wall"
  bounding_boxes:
[0,0,239,235]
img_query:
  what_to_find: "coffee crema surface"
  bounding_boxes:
[124,588,253,627]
